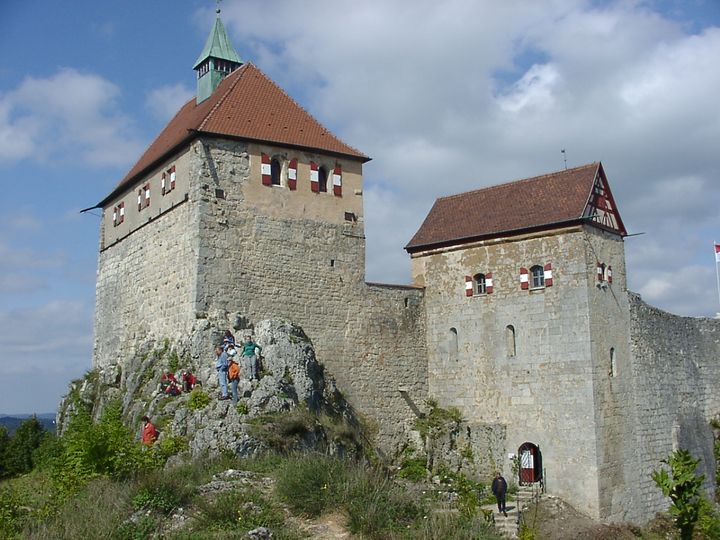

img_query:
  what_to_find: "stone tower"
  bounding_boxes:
[406,163,635,520]
[90,14,428,450]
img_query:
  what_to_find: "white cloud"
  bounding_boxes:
[145,83,194,122]
[0,68,143,167]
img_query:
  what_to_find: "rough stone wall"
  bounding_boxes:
[410,227,603,518]
[186,138,427,450]
[624,293,720,521]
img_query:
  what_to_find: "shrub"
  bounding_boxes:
[414,400,463,439]
[236,401,249,415]
[188,388,211,410]
[397,456,427,482]
[652,449,704,540]
[4,416,46,476]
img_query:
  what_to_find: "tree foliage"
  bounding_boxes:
[652,449,704,540]
[3,416,46,476]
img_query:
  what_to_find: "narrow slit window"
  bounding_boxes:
[506,325,516,357]
[271,158,281,186]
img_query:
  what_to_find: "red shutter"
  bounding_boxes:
[137,191,142,211]
[544,263,553,287]
[310,161,319,192]
[170,165,176,189]
[112,208,117,226]
[597,263,603,282]
[261,153,272,185]
[119,202,125,223]
[161,172,166,195]
[333,164,342,196]
[607,265,613,283]
[520,267,529,290]
[465,276,473,297]
[486,272,493,294]
[288,158,298,190]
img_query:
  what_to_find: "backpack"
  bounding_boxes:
[228,360,240,381]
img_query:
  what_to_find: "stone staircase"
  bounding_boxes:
[482,483,543,538]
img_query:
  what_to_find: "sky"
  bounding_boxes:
[1,0,719,414]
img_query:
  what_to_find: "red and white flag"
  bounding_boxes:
[715,243,720,263]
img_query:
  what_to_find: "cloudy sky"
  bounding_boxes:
[1,0,719,414]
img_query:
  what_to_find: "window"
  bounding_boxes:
[112,202,125,227]
[506,325,516,357]
[138,185,150,211]
[473,273,486,295]
[449,327,458,360]
[530,265,544,288]
[610,348,617,377]
[162,166,176,195]
[318,166,328,192]
[271,158,281,186]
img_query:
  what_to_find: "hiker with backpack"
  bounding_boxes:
[241,334,262,381]
[227,344,241,403]
[215,345,230,400]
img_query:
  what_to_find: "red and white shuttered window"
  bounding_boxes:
[596,262,613,284]
[162,165,176,195]
[112,202,125,227]
[464,272,493,296]
[138,185,150,211]
[261,153,272,186]
[333,164,342,196]
[310,161,319,192]
[288,158,298,190]
[521,264,553,289]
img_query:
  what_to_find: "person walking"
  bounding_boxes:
[227,345,240,403]
[215,345,230,400]
[492,471,508,517]
[241,335,262,381]
[141,416,158,445]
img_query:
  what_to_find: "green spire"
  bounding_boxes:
[194,11,243,104]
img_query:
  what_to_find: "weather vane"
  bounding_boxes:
[561,148,567,170]
[216,0,222,15]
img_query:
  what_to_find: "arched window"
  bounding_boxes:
[506,325,516,357]
[318,167,328,192]
[449,327,458,360]
[610,347,617,377]
[473,273,486,295]
[530,265,545,288]
[271,158,281,186]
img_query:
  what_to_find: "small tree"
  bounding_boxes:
[4,416,45,476]
[652,449,704,540]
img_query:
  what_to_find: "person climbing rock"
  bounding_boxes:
[227,345,241,403]
[215,345,230,400]
[141,416,158,445]
[492,471,508,517]
[241,334,262,381]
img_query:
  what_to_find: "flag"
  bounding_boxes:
[715,243,720,263]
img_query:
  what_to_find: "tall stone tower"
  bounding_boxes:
[406,163,634,520]
[90,13,427,450]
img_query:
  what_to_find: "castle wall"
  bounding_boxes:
[622,294,720,521]
[411,227,603,517]
[188,138,427,449]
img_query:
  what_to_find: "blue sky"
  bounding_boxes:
[1,0,719,414]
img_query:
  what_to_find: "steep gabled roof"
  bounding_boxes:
[405,162,626,253]
[98,62,368,207]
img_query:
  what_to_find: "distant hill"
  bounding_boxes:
[0,414,56,435]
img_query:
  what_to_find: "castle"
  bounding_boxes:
[89,14,720,524]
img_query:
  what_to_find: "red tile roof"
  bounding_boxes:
[406,162,625,252]
[99,63,368,206]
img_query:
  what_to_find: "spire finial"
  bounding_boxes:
[216,0,221,15]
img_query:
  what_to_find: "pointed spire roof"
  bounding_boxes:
[193,14,242,69]
[97,63,368,207]
[405,162,626,252]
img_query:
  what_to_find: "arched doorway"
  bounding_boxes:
[518,442,542,484]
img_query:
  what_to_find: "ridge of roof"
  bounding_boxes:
[436,162,599,202]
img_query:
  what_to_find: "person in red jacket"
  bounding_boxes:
[141,416,158,445]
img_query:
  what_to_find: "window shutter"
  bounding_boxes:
[465,276,473,297]
[137,191,142,211]
[119,203,125,223]
[161,172,166,195]
[112,208,117,226]
[310,161,319,192]
[544,262,553,287]
[288,158,298,190]
[261,153,272,185]
[145,185,151,207]
[520,267,529,290]
[597,263,603,282]
[607,265,613,283]
[170,165,176,189]
[333,164,342,196]
[486,272,493,294]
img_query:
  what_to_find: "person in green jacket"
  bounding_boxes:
[242,335,262,380]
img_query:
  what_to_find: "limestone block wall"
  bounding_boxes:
[624,294,720,521]
[93,199,199,368]
[411,227,604,518]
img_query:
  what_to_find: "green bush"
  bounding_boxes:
[414,399,463,439]
[397,455,427,481]
[236,401,249,415]
[4,416,46,476]
[188,388,211,410]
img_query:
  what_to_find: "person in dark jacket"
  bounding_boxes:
[491,471,508,517]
